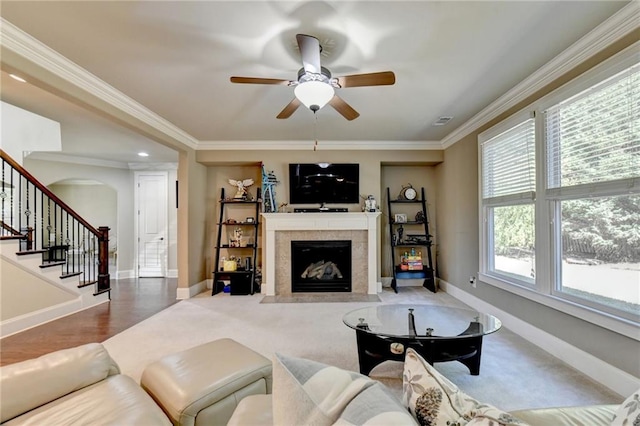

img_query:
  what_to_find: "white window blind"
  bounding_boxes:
[482,118,536,202]
[546,63,640,189]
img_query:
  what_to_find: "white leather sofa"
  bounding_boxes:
[141,338,273,425]
[0,343,170,425]
[227,394,619,426]
[0,339,272,426]
[226,349,623,426]
[0,341,628,426]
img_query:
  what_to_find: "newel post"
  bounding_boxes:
[98,226,111,296]
[21,227,33,251]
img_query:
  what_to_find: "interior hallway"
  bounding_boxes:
[0,277,178,366]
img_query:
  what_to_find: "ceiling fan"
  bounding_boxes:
[230,34,395,121]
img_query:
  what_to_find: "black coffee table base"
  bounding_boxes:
[355,328,483,376]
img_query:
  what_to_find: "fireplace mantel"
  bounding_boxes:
[261,212,381,295]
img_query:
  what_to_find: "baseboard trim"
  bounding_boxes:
[1,298,82,338]
[116,270,177,279]
[116,269,135,279]
[176,279,208,299]
[439,279,639,397]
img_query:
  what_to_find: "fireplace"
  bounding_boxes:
[261,212,381,296]
[291,240,352,292]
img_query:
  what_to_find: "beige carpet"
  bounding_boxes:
[103,286,622,412]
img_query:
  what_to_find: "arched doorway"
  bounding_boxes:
[47,179,118,272]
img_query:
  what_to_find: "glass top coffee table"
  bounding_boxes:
[343,304,501,375]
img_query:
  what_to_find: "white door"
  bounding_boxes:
[136,172,168,277]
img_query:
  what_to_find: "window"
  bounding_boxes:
[557,195,639,317]
[544,62,639,322]
[480,114,536,287]
[480,46,639,332]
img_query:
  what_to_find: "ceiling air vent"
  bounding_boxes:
[433,116,453,126]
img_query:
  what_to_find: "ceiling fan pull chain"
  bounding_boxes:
[313,112,318,151]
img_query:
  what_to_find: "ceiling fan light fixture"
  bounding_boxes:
[294,81,334,111]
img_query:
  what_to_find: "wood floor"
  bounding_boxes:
[0,277,178,366]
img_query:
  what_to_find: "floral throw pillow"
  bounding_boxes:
[402,348,527,426]
[611,388,640,426]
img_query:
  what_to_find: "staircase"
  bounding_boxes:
[0,150,111,337]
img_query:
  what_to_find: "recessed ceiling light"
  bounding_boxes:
[138,152,149,157]
[9,74,27,83]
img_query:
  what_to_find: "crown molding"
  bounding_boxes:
[2,17,440,153]
[197,139,443,151]
[26,152,130,169]
[3,2,635,155]
[0,17,199,150]
[25,151,178,170]
[51,179,104,186]
[440,2,640,149]
[128,162,178,171]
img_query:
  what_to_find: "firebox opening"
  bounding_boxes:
[291,240,352,292]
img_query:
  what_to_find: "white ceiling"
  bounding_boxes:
[1,70,180,165]
[0,1,630,163]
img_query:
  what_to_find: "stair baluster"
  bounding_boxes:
[0,149,110,297]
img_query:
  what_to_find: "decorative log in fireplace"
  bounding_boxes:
[291,240,352,292]
[301,260,343,280]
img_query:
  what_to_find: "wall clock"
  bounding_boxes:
[399,184,417,201]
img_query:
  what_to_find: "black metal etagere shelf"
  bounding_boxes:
[387,186,435,293]
[212,187,261,295]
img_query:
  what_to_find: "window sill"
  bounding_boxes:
[478,272,640,341]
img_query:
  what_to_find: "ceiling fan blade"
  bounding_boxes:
[337,71,396,88]
[230,76,291,85]
[277,98,301,119]
[296,34,321,75]
[328,96,360,121]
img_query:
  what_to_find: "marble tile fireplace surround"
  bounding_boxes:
[261,212,381,296]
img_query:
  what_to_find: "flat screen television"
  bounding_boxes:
[289,163,359,204]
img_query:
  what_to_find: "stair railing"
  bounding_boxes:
[0,150,110,296]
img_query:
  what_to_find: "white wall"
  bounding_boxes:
[25,159,179,278]
[0,102,61,164]
[24,158,136,277]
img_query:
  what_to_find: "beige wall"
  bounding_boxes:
[166,169,179,274]
[435,34,640,378]
[434,134,478,286]
[178,149,208,289]
[206,165,262,277]
[0,258,75,321]
[197,149,443,209]
[380,165,438,278]
[197,150,444,281]
[48,182,117,247]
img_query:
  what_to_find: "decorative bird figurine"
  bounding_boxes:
[229,178,254,200]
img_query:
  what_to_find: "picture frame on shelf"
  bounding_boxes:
[394,213,407,223]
